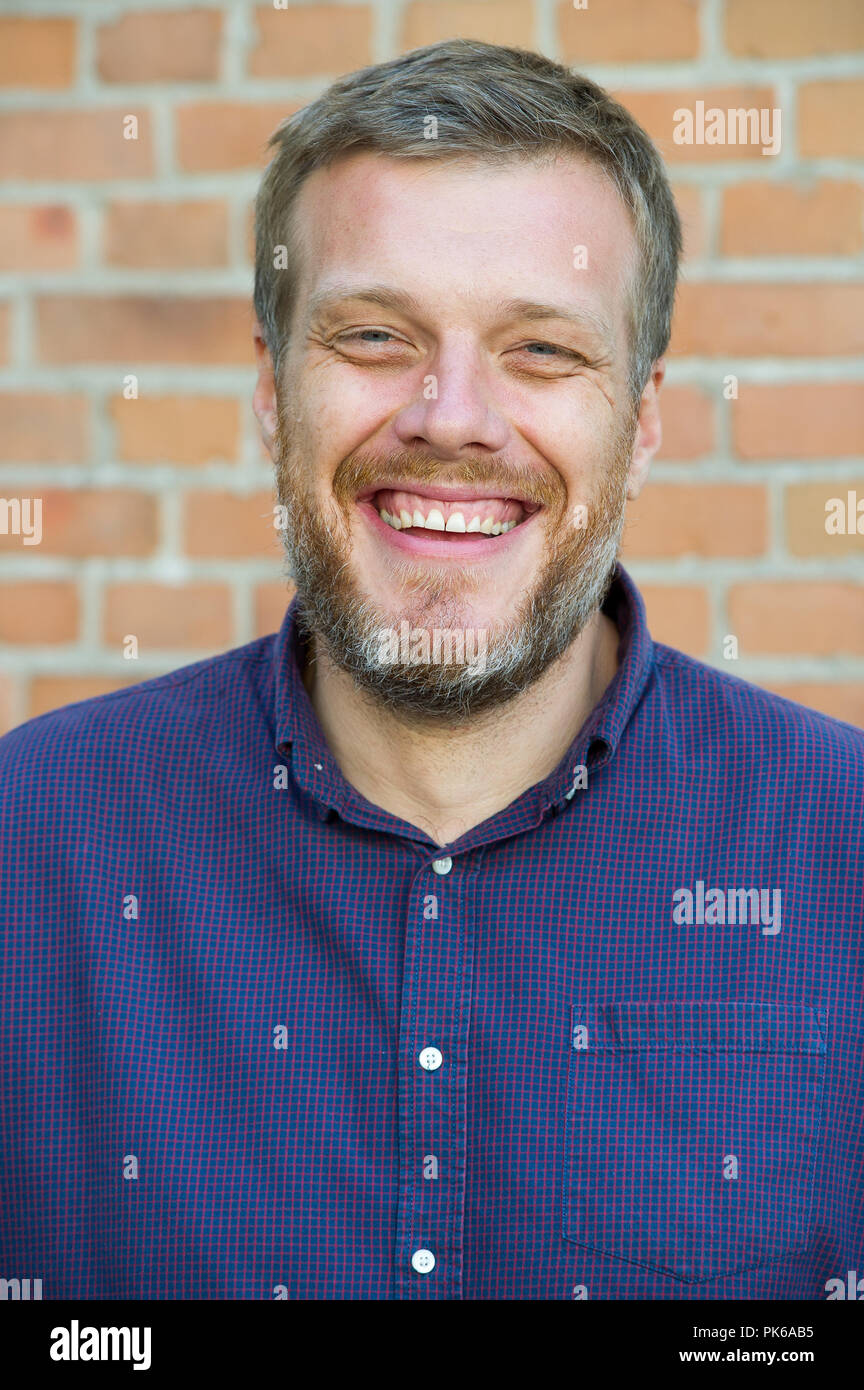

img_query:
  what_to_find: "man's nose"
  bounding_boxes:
[391,339,510,459]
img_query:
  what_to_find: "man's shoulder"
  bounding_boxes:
[650,639,864,775]
[0,634,278,781]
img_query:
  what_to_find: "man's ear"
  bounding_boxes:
[252,318,279,461]
[626,356,666,501]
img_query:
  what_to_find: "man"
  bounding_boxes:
[1,39,861,1301]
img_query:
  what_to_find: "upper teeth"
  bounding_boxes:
[377,507,519,536]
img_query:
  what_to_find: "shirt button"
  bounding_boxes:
[431,856,453,875]
[418,1046,443,1071]
[411,1248,436,1274]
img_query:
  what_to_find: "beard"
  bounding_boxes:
[273,404,637,725]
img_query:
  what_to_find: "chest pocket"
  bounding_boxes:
[563,1001,827,1283]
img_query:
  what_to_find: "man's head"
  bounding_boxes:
[252,40,681,723]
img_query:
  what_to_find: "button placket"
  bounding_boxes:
[394,853,470,1298]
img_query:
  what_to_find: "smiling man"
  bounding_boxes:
[1,40,862,1303]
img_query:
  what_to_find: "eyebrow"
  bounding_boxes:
[305,284,614,345]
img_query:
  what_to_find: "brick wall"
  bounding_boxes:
[1,0,863,732]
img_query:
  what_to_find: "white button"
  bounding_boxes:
[411,1248,435,1274]
[431,856,452,875]
[419,1046,443,1071]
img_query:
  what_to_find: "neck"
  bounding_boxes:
[299,605,621,848]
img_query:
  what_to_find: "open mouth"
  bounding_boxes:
[353,482,543,553]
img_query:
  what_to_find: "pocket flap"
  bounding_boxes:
[572,1001,828,1053]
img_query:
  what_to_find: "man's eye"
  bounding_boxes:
[337,329,399,345]
[520,342,580,360]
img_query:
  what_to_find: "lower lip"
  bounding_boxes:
[355,500,542,559]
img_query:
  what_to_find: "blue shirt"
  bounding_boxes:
[1,564,862,1301]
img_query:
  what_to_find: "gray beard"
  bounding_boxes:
[274,422,634,725]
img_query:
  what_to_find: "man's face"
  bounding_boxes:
[269,151,653,722]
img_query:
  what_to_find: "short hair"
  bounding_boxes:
[254,38,682,408]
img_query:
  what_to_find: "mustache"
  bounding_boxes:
[277,448,567,515]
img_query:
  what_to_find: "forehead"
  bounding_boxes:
[290,150,637,340]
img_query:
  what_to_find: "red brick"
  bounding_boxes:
[0,206,78,271]
[109,395,241,465]
[254,581,295,637]
[558,0,699,61]
[0,672,14,736]
[721,180,864,257]
[175,102,300,173]
[726,0,864,57]
[673,183,707,262]
[733,383,864,459]
[785,484,864,558]
[36,296,253,365]
[0,110,153,181]
[103,583,233,648]
[799,82,864,158]
[97,9,222,82]
[0,582,79,643]
[728,583,864,655]
[657,385,715,460]
[640,584,710,654]
[612,87,777,163]
[0,17,76,88]
[250,4,373,77]
[182,490,280,559]
[670,283,864,357]
[0,491,158,557]
[401,1,533,48]
[103,199,230,269]
[622,485,768,559]
[0,393,89,463]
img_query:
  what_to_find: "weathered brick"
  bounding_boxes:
[402,0,533,48]
[672,183,707,262]
[103,583,233,648]
[0,206,79,270]
[103,199,230,269]
[175,102,300,172]
[639,584,710,654]
[0,110,153,180]
[733,383,864,459]
[182,490,280,559]
[657,385,715,460]
[721,180,864,256]
[250,4,373,77]
[799,81,864,158]
[622,485,768,558]
[0,582,79,643]
[0,491,158,557]
[612,86,777,163]
[97,9,222,82]
[109,395,241,465]
[559,0,699,61]
[670,283,864,357]
[254,581,295,637]
[0,17,76,88]
[726,0,864,57]
[36,296,252,365]
[728,583,864,655]
[0,393,89,463]
[785,483,864,557]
